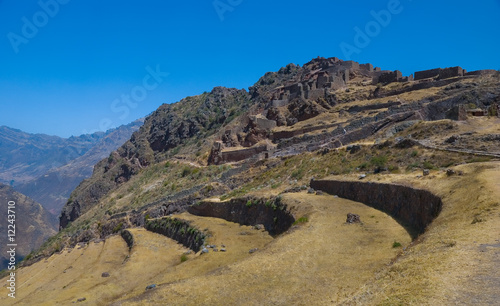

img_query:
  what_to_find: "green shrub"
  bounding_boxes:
[181,167,192,177]
[291,168,304,179]
[180,254,188,263]
[392,241,402,248]
[113,222,123,233]
[370,155,387,168]
[423,161,435,169]
[293,216,309,225]
[359,162,368,170]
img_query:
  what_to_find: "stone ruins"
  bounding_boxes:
[208,57,498,165]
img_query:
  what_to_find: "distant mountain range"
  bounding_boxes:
[0,120,143,215]
[0,183,57,270]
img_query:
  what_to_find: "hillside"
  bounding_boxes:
[59,86,251,229]
[3,57,500,304]
[0,184,57,271]
[15,120,143,215]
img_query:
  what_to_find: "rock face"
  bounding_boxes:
[59,87,251,229]
[188,196,295,236]
[0,183,57,270]
[310,179,442,237]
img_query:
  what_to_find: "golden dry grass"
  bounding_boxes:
[2,161,499,305]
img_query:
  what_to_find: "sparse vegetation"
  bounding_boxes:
[293,216,309,225]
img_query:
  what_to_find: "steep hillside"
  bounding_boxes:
[16,120,143,215]
[0,184,57,271]
[59,86,251,228]
[10,57,500,304]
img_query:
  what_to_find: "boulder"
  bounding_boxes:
[346,213,361,224]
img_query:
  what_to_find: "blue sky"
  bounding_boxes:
[0,0,499,137]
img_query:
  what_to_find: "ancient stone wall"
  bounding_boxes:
[306,88,326,101]
[439,66,463,79]
[310,179,442,237]
[465,69,497,76]
[188,196,295,236]
[145,217,206,252]
[347,101,401,113]
[220,144,269,164]
[446,104,468,121]
[415,67,464,81]
[360,63,374,72]
[414,68,441,80]
[120,229,134,250]
[375,70,403,84]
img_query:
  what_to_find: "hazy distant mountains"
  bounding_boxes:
[0,183,57,270]
[0,120,143,215]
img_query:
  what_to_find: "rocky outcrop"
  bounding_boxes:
[188,196,295,236]
[310,179,442,237]
[59,87,251,229]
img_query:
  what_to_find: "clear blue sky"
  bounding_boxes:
[1,0,499,137]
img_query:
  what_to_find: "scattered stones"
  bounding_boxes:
[145,284,156,290]
[201,248,209,254]
[307,188,315,194]
[318,148,330,155]
[76,297,86,303]
[221,244,226,248]
[249,248,258,254]
[101,272,110,278]
[346,144,361,154]
[394,138,418,149]
[359,174,367,180]
[346,213,361,224]
[423,169,430,176]
[444,135,459,144]
[213,248,219,252]
[254,224,265,230]
[446,169,456,176]
[374,167,387,174]
[316,190,324,195]
[220,248,227,252]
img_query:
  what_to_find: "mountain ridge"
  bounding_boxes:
[15,120,144,215]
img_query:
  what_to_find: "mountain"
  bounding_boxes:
[0,126,106,186]
[15,120,143,215]
[59,87,251,228]
[0,183,57,270]
[9,57,500,304]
